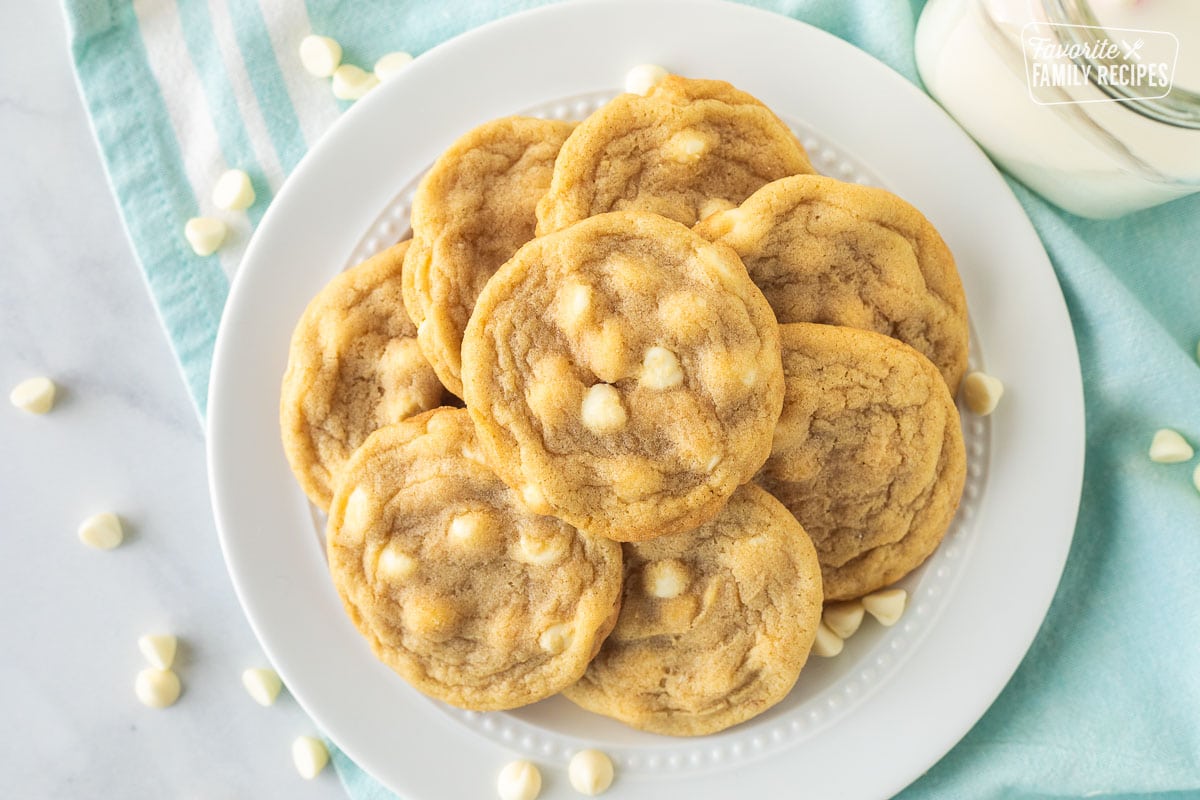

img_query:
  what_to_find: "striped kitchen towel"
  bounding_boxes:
[64,1,1200,800]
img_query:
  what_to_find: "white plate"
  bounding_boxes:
[207,1,1085,797]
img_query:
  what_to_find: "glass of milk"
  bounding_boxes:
[916,0,1200,218]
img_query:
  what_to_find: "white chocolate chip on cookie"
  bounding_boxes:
[539,623,574,655]
[643,559,691,599]
[581,384,627,434]
[812,622,844,657]
[640,346,684,390]
[517,528,568,566]
[10,376,56,414]
[568,748,615,796]
[624,63,668,96]
[698,197,736,221]
[584,320,628,384]
[862,588,908,627]
[376,542,417,580]
[497,760,542,800]
[962,371,1004,416]
[403,596,460,639]
[447,510,496,549]
[822,600,865,640]
[299,35,342,77]
[1149,428,1194,463]
[665,129,711,163]
[553,281,593,334]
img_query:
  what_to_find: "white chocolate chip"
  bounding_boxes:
[698,197,736,221]
[624,63,668,95]
[292,736,329,780]
[78,511,123,550]
[640,346,683,390]
[812,622,844,657]
[665,130,711,163]
[554,282,593,334]
[1149,428,1194,463]
[376,542,417,580]
[135,668,181,708]
[1193,461,1200,494]
[822,600,865,640]
[212,169,255,211]
[447,511,491,548]
[242,667,283,706]
[517,529,567,566]
[299,34,342,77]
[643,559,690,599]
[568,749,614,796]
[497,760,542,800]
[137,634,177,670]
[374,51,414,81]
[332,64,379,100]
[342,487,371,532]
[9,376,56,414]
[962,371,1004,416]
[862,588,908,627]
[538,623,573,655]
[184,216,227,256]
[581,384,627,434]
[520,483,550,514]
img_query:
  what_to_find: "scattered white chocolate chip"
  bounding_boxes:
[212,169,255,211]
[1149,428,1194,463]
[643,559,690,599]
[624,63,668,95]
[137,634,177,670]
[665,129,710,163]
[497,760,542,800]
[9,376,56,414]
[538,623,573,655]
[78,511,123,550]
[135,668,181,708]
[961,371,1004,416]
[374,51,414,81]
[862,588,908,627]
[292,736,329,780]
[299,34,342,77]
[568,749,615,796]
[376,543,417,580]
[184,216,227,256]
[581,383,627,434]
[822,600,865,640]
[812,622,844,658]
[242,667,283,707]
[517,529,567,566]
[640,346,684,390]
[332,64,379,100]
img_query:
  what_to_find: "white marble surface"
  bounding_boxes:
[0,5,343,798]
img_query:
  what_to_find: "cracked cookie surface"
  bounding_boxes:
[535,75,814,234]
[757,323,966,600]
[403,116,576,397]
[694,174,968,391]
[280,240,445,509]
[562,484,822,736]
[461,211,784,542]
[326,408,624,710]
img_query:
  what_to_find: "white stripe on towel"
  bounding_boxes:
[256,0,342,149]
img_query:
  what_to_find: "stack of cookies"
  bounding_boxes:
[280,75,968,737]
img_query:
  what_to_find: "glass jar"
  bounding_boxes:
[915,0,1200,218]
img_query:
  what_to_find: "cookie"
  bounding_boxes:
[280,240,445,509]
[461,211,784,542]
[756,323,966,601]
[694,174,969,391]
[535,75,814,234]
[403,116,576,397]
[326,408,624,711]
[562,484,822,736]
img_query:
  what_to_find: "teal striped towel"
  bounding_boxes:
[65,1,1200,798]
